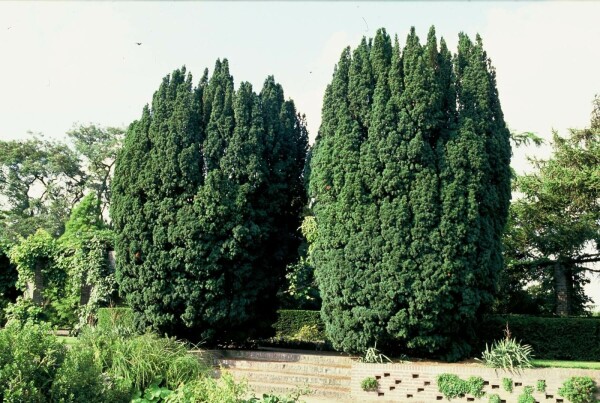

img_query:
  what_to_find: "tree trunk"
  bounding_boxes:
[554,263,570,316]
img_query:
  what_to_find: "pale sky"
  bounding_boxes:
[1,1,600,306]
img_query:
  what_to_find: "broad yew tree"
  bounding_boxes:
[309,27,511,360]
[112,63,307,341]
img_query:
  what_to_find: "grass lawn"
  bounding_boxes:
[532,360,600,370]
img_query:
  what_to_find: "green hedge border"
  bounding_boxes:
[273,311,600,360]
[272,310,324,338]
[478,315,600,361]
[97,308,600,361]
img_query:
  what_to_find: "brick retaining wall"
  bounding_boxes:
[351,362,600,402]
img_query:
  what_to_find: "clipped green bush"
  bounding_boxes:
[479,315,600,361]
[272,310,325,339]
[558,376,597,403]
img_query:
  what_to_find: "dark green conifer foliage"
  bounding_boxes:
[310,27,511,359]
[112,68,202,334]
[256,77,309,331]
[112,63,307,341]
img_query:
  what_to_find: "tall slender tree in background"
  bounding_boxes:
[112,62,307,341]
[309,27,511,360]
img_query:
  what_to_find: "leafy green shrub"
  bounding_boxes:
[50,345,110,403]
[0,320,67,401]
[502,378,513,393]
[437,374,466,399]
[4,295,44,324]
[273,310,324,339]
[479,326,533,371]
[361,377,379,392]
[537,379,546,393]
[517,392,535,403]
[437,374,484,399]
[558,376,597,403]
[518,386,535,403]
[466,376,486,398]
[293,324,323,342]
[488,393,501,403]
[479,315,600,361]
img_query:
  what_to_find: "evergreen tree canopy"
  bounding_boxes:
[309,27,511,360]
[111,63,307,341]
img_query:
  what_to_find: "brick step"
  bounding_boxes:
[216,349,355,366]
[242,380,351,401]
[222,366,351,388]
[219,358,352,376]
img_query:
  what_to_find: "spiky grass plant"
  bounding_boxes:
[478,324,533,372]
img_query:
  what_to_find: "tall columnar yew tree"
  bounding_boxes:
[309,27,511,360]
[111,63,307,341]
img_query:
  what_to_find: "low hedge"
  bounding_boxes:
[273,311,600,361]
[272,310,324,339]
[478,315,600,361]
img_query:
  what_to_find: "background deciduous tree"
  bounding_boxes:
[0,137,85,241]
[501,96,600,316]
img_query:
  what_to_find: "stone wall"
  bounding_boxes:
[351,362,600,402]
[25,264,44,304]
